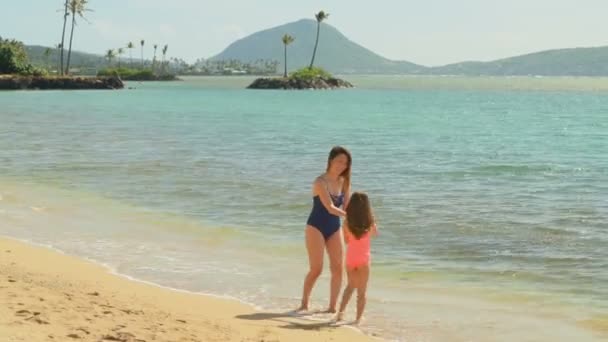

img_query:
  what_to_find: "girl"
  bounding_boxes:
[336,191,377,325]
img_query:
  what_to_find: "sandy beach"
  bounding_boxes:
[0,237,373,342]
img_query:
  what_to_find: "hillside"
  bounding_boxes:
[211,19,423,74]
[430,46,608,76]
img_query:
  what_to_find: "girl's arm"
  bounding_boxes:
[371,222,379,237]
[342,221,351,244]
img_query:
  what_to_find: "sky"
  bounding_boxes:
[2,0,608,66]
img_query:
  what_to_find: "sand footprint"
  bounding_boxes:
[23,311,50,325]
[111,324,127,331]
[121,308,144,315]
[27,316,51,325]
[76,327,90,335]
[102,331,145,341]
[15,309,31,317]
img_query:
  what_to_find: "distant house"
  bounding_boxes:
[222,68,247,75]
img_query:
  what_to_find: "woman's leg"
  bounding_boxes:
[298,226,325,311]
[325,229,344,313]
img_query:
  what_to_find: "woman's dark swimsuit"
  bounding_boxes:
[306,192,344,241]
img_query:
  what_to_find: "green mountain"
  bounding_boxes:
[210,19,423,74]
[26,45,105,72]
[430,46,608,76]
[25,45,142,74]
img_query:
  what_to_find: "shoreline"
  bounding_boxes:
[0,176,607,341]
[0,236,374,342]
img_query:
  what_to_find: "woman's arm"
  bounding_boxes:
[314,178,346,217]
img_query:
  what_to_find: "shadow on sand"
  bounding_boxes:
[235,310,348,332]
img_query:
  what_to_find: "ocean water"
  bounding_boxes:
[1,76,607,341]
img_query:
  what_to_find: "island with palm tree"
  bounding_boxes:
[0,0,179,90]
[0,0,125,90]
[247,11,353,90]
[96,42,179,81]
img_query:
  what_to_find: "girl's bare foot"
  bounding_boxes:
[323,308,337,314]
[335,312,344,321]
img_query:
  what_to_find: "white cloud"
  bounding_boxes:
[221,25,245,41]
[159,24,177,39]
[93,20,177,45]
[93,20,144,42]
[126,0,199,10]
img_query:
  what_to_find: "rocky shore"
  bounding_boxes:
[0,75,124,90]
[247,76,353,90]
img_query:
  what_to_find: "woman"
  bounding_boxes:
[298,146,352,313]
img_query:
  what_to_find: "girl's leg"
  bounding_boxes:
[355,264,370,324]
[337,268,355,321]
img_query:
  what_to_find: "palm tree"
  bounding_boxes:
[281,34,295,77]
[169,57,176,74]
[43,48,52,71]
[140,39,145,68]
[272,60,279,74]
[153,44,158,70]
[309,10,329,69]
[127,42,134,66]
[59,0,69,75]
[56,43,62,73]
[106,49,116,66]
[161,44,168,74]
[117,48,124,68]
[65,0,92,75]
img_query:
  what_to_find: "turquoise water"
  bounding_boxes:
[1,76,607,341]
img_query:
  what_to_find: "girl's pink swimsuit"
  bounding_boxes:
[345,226,375,270]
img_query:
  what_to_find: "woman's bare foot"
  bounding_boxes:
[335,312,344,322]
[323,308,337,314]
[296,304,308,312]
